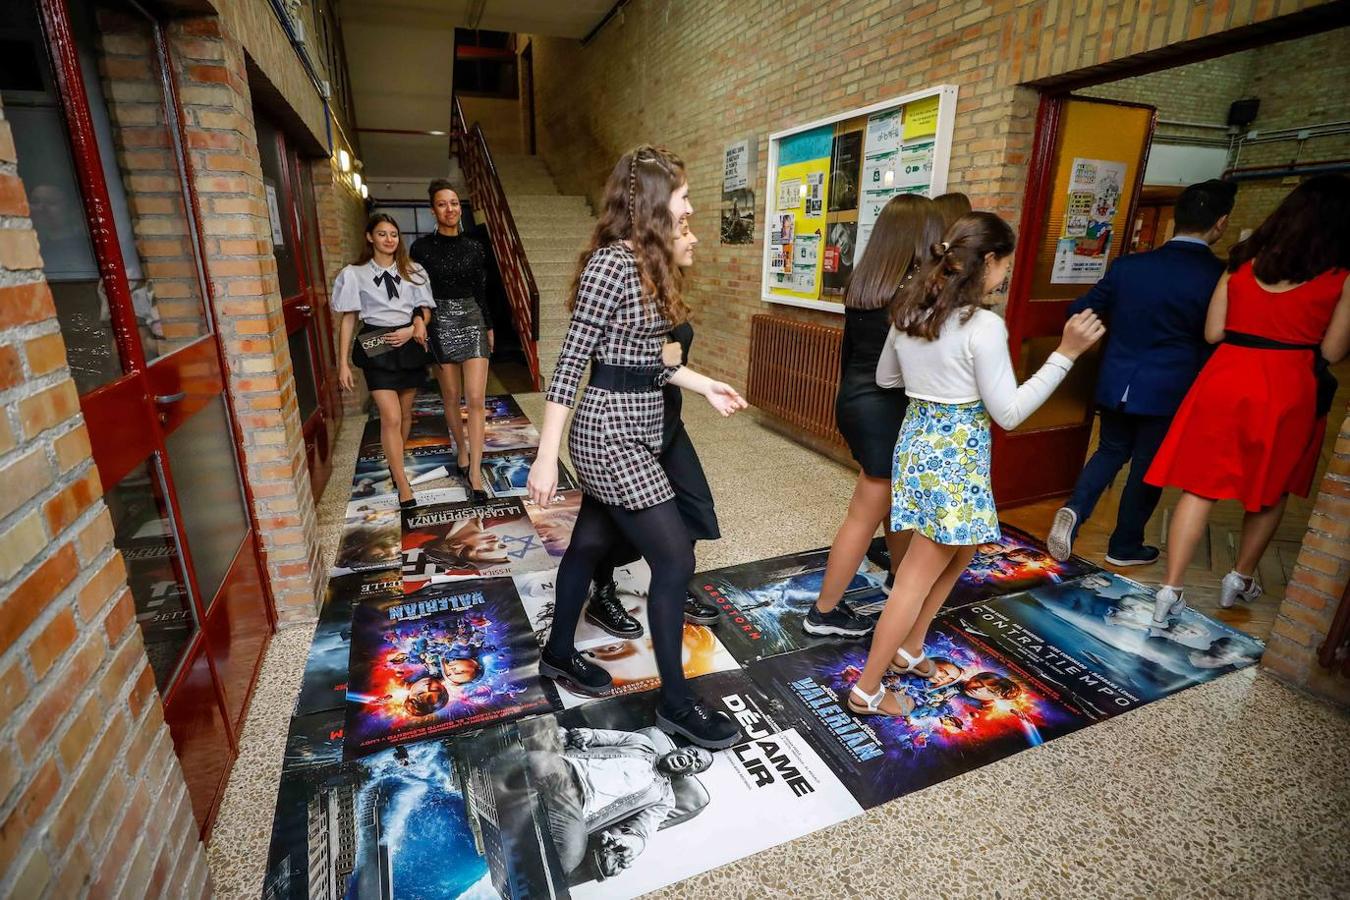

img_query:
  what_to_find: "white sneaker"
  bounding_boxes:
[1151,585,1185,629]
[1219,571,1262,609]
[1048,507,1078,562]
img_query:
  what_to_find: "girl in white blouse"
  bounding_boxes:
[847,211,1104,718]
[333,214,434,509]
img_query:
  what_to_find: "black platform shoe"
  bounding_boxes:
[682,592,720,626]
[539,650,613,696]
[584,581,644,639]
[656,698,742,750]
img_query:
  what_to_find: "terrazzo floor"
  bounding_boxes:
[207,390,1350,899]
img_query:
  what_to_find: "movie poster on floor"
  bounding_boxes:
[484,417,541,453]
[865,524,1099,610]
[294,568,402,716]
[822,221,857,297]
[350,447,470,512]
[360,414,453,455]
[524,489,584,559]
[1051,157,1126,284]
[690,547,889,663]
[452,670,862,899]
[401,497,555,589]
[946,573,1265,719]
[333,506,401,574]
[344,577,554,757]
[517,566,742,709]
[748,621,1093,809]
[767,126,831,301]
[721,137,756,245]
[263,733,492,900]
[481,449,579,498]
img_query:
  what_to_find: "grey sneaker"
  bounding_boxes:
[1048,507,1078,562]
[1151,585,1186,631]
[1219,571,1262,609]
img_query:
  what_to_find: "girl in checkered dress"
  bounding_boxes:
[527,146,748,749]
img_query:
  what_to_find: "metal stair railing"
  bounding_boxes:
[452,95,542,390]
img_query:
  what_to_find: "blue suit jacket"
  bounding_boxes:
[1068,239,1225,417]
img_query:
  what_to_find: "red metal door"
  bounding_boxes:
[24,0,274,833]
[995,94,1156,506]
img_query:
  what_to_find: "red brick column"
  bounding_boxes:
[169,17,324,623]
[1262,409,1350,708]
[0,103,210,898]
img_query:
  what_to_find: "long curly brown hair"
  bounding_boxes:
[891,212,1015,340]
[566,146,689,325]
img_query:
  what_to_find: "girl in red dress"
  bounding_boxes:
[1147,175,1350,627]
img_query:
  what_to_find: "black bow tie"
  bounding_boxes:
[374,270,401,299]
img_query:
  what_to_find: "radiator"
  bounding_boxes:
[746,314,845,446]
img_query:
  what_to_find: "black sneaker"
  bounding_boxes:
[1105,545,1161,567]
[683,592,720,625]
[802,598,875,638]
[584,581,644,639]
[655,699,742,750]
[539,650,613,696]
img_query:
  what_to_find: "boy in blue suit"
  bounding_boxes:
[1049,180,1237,567]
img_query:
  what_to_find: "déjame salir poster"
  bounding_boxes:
[721,137,756,245]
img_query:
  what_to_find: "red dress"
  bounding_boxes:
[1147,262,1348,511]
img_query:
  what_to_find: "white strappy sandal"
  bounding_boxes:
[889,647,937,679]
[846,683,915,718]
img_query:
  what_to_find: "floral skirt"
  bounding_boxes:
[890,399,1000,545]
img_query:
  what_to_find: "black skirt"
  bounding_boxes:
[352,320,429,391]
[836,387,909,479]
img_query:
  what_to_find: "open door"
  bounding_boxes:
[994,95,1156,506]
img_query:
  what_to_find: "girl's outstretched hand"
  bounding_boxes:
[705,381,748,417]
[1059,310,1106,359]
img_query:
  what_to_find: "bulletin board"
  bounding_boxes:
[761,85,959,313]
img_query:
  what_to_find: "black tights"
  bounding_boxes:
[545,493,695,710]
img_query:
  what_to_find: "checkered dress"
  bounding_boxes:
[545,243,679,509]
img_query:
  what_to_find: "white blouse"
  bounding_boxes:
[875,308,1074,431]
[331,261,435,327]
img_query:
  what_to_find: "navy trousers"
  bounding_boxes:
[1067,408,1172,556]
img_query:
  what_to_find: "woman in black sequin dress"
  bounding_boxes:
[410,179,492,498]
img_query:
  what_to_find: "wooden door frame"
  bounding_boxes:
[994,92,1156,506]
[37,0,278,836]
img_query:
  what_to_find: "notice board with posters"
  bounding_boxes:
[761,85,959,312]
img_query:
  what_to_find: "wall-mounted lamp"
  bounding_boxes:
[360,184,369,199]
[352,172,363,192]
[338,149,351,172]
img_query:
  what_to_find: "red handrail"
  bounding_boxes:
[452,96,542,389]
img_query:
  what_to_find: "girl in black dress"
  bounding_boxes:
[527,147,748,749]
[581,220,723,641]
[803,194,945,637]
[410,180,492,500]
[334,214,434,508]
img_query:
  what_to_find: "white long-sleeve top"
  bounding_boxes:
[875,308,1074,430]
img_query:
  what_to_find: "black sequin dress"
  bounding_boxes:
[410,230,491,363]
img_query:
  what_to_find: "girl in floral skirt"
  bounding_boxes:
[847,212,1105,717]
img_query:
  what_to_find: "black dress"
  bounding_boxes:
[835,306,908,478]
[410,230,490,363]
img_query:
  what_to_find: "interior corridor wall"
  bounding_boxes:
[526,0,1337,389]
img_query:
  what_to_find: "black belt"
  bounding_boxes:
[1224,331,1336,417]
[589,362,662,392]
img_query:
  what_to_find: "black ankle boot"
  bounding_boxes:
[655,698,742,750]
[682,592,720,625]
[539,649,613,696]
[584,581,644,639]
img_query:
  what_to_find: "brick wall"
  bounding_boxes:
[527,0,1334,389]
[0,102,210,899]
[1263,408,1350,708]
[311,155,368,416]
[169,16,325,624]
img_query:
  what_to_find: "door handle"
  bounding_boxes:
[296,304,313,315]
[154,392,187,404]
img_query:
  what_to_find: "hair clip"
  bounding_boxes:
[940,241,951,253]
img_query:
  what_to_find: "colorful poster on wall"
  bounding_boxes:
[822,221,857,297]
[1051,157,1126,284]
[767,126,832,301]
[721,137,756,245]
[902,94,940,140]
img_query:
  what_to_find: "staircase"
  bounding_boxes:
[490,154,596,386]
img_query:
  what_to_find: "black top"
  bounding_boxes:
[662,321,694,446]
[838,307,896,403]
[409,231,491,325]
